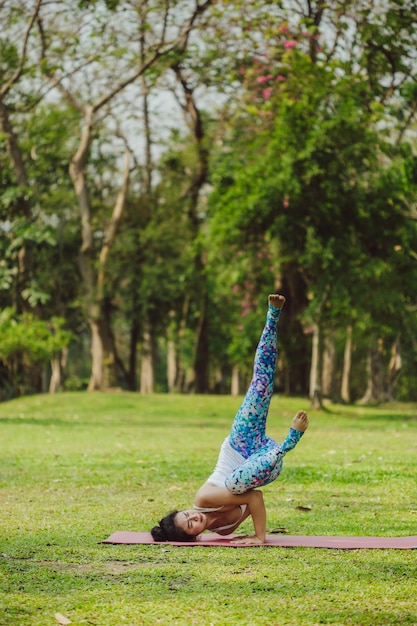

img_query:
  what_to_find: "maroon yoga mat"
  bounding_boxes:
[101,531,417,549]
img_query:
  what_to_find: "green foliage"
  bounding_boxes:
[0,36,19,80]
[78,0,120,9]
[1,0,417,399]
[0,308,73,363]
[207,19,417,389]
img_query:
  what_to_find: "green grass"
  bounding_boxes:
[1,392,416,625]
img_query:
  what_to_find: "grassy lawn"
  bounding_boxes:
[1,391,416,625]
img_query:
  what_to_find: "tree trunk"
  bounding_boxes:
[194,306,209,393]
[358,340,384,404]
[309,322,323,409]
[167,337,177,393]
[128,319,140,391]
[340,324,353,403]
[49,354,61,393]
[70,135,131,391]
[175,297,190,392]
[231,364,240,396]
[386,336,402,401]
[308,287,330,409]
[322,333,336,398]
[87,299,120,390]
[172,65,210,393]
[140,319,154,394]
[88,319,105,391]
[279,266,310,395]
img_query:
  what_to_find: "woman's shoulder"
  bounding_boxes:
[194,482,229,507]
[195,481,260,508]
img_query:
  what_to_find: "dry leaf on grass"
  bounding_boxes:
[296,505,312,511]
[269,527,289,534]
[55,613,72,625]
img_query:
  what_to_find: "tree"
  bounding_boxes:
[35,0,214,390]
[207,0,417,402]
[1,0,417,402]
[0,1,83,396]
[0,308,72,399]
[0,0,44,312]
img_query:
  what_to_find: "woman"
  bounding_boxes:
[151,294,308,545]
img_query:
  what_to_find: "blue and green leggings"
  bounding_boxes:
[225,304,303,494]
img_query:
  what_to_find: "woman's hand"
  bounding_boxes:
[231,534,264,546]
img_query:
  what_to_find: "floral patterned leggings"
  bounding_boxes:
[225,304,304,494]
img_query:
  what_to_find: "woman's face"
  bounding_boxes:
[175,510,207,536]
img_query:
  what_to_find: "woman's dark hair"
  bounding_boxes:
[151,510,196,542]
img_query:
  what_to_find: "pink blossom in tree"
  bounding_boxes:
[284,40,297,49]
[262,87,272,99]
[257,74,273,83]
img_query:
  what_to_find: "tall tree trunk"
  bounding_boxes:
[49,346,68,394]
[322,333,336,398]
[140,318,154,394]
[308,288,330,408]
[49,354,61,393]
[231,364,240,396]
[309,322,323,409]
[340,324,353,403]
[88,303,120,391]
[175,293,191,392]
[70,133,131,390]
[386,336,402,401]
[167,336,177,393]
[172,64,210,393]
[279,265,310,395]
[358,339,384,404]
[88,318,104,391]
[194,304,209,393]
[128,319,140,391]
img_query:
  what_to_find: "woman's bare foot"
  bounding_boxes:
[269,294,286,309]
[291,410,308,432]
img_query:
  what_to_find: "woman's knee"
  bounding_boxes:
[224,478,250,494]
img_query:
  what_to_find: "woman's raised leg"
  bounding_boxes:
[229,294,285,458]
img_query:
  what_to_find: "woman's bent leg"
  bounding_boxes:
[229,302,282,458]
[225,427,305,494]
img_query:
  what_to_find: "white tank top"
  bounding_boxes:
[205,436,245,487]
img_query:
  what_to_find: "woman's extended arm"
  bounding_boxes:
[232,490,266,545]
[195,484,267,544]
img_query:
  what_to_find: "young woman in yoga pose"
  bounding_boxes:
[151,294,308,545]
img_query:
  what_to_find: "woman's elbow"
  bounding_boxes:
[250,489,264,505]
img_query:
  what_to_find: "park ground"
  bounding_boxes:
[1,392,416,625]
